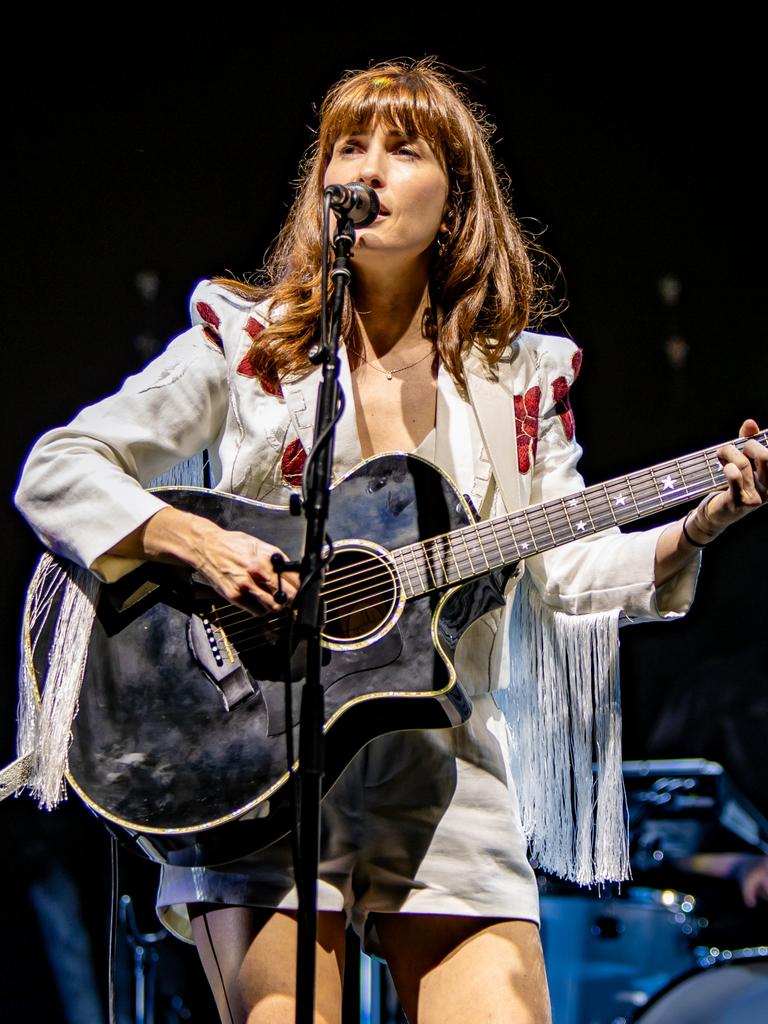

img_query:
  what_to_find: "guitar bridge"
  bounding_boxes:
[187,609,256,711]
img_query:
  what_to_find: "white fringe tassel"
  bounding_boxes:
[15,453,204,810]
[496,577,629,885]
[17,554,100,809]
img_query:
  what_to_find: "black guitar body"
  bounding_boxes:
[36,455,509,866]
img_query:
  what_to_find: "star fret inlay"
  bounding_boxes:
[661,474,676,491]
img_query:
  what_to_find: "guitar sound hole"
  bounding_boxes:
[321,545,400,646]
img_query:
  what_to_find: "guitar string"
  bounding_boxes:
[207,450,712,649]
[248,431,751,616]
[198,565,400,645]
[320,574,396,605]
[209,455,721,642]
[205,561,398,636]
[196,496,718,656]
[207,450,724,659]
[193,434,765,649]
[209,581,398,648]
[218,595,395,660]
[199,553,407,646]
[212,433,752,625]
[316,559,392,593]
[210,451,720,633]
[421,472,713,565]
[432,444,732,555]
[404,459,723,583]
[325,456,729,622]
[202,555,392,627]
[417,432,761,579]
[202,458,723,644]
[232,598,398,658]
[300,437,754,608]
[408,443,725,565]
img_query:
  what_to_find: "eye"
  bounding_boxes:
[335,138,364,157]
[393,140,419,158]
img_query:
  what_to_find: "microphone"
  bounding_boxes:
[324,183,380,226]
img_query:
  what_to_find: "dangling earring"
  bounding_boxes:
[437,230,450,259]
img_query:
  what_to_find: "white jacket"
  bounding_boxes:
[14,281,701,882]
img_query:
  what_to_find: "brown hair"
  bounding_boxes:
[217,58,552,388]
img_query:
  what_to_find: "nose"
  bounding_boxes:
[358,144,386,189]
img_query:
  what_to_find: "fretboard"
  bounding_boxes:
[392,430,767,599]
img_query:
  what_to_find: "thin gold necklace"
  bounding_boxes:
[362,347,434,381]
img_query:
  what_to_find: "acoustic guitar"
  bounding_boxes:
[21,431,766,866]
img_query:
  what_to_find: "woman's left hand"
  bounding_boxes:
[686,419,767,543]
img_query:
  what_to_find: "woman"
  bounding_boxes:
[14,60,767,1023]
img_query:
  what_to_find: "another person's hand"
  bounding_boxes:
[675,853,768,909]
[737,856,768,909]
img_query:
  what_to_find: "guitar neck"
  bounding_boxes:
[392,429,767,599]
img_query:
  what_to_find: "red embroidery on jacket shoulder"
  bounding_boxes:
[514,386,541,473]
[236,354,282,397]
[572,347,583,380]
[244,316,263,339]
[281,438,306,488]
[237,317,282,396]
[552,376,576,441]
[196,301,221,329]
[201,325,224,351]
[236,354,257,377]
[195,301,224,350]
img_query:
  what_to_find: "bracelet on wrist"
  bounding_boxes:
[682,510,710,548]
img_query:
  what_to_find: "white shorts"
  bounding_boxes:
[157,694,540,954]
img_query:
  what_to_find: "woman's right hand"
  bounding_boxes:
[185,516,300,613]
[108,505,300,613]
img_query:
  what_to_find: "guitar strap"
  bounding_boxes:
[463,352,524,516]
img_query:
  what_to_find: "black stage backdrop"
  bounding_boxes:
[3,9,766,1020]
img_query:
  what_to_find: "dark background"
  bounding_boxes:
[3,9,766,1020]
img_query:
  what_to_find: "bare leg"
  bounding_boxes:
[190,906,347,1024]
[375,914,551,1024]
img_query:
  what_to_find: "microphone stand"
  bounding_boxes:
[287,215,355,1024]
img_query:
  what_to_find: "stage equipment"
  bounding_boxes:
[540,886,701,1024]
[541,760,768,1023]
[624,758,768,866]
[634,948,768,1023]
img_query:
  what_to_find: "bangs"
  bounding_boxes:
[319,70,459,158]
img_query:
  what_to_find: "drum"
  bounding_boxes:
[540,886,700,1024]
[634,948,768,1023]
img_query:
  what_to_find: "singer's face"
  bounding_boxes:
[324,121,449,270]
